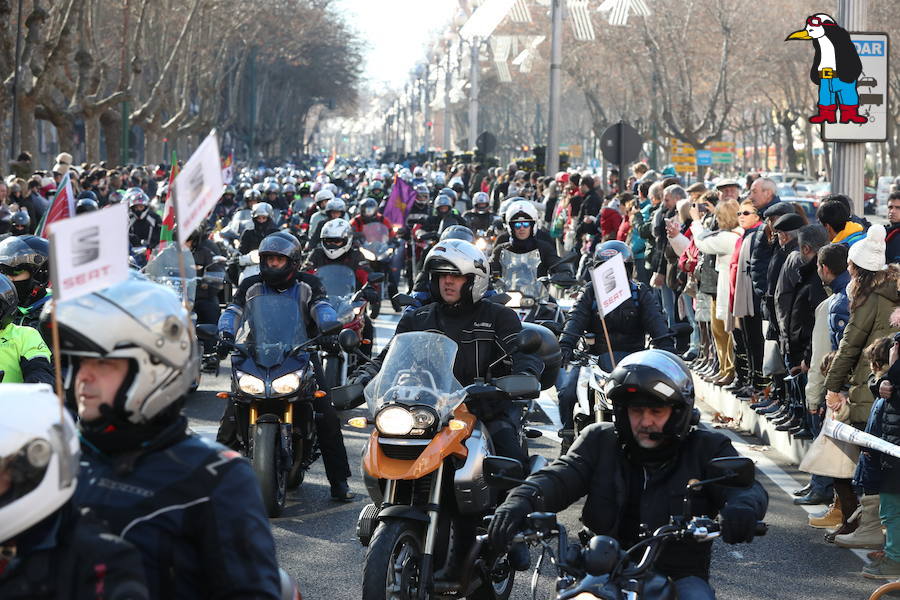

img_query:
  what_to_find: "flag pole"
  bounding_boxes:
[48,231,65,418]
[599,314,617,370]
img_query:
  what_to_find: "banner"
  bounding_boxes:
[824,418,900,459]
[48,204,129,302]
[590,253,630,317]
[36,171,76,238]
[383,176,417,226]
[173,130,224,246]
[221,152,234,185]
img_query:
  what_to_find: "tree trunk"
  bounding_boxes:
[144,127,162,165]
[17,99,38,160]
[84,111,102,164]
[100,110,122,166]
[781,119,799,172]
[56,119,75,159]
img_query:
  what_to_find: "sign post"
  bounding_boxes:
[589,253,631,369]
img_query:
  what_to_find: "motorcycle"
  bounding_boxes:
[494,249,576,327]
[334,330,551,600]
[473,228,496,257]
[570,345,613,436]
[198,296,343,517]
[357,221,395,319]
[313,264,382,391]
[480,455,767,600]
[407,213,439,286]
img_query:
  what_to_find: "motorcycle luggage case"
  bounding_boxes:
[521,322,561,390]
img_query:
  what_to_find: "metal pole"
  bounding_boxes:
[467,38,479,151]
[546,0,563,175]
[10,0,24,160]
[831,0,867,216]
[443,51,452,151]
[423,65,432,152]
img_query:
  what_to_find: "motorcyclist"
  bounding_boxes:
[406,183,432,221]
[0,274,52,384]
[125,187,162,250]
[6,211,31,238]
[0,235,52,330]
[308,198,347,250]
[238,201,278,255]
[41,279,282,599]
[75,191,100,214]
[304,218,378,350]
[263,181,287,212]
[555,241,675,448]
[489,350,769,599]
[489,199,560,280]
[207,185,238,228]
[217,232,355,501]
[350,198,402,304]
[306,188,336,232]
[187,226,225,368]
[422,191,466,233]
[0,385,150,599]
[463,191,496,233]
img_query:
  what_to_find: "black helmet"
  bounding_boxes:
[594,240,633,265]
[605,349,697,462]
[258,232,301,289]
[0,235,50,306]
[360,197,379,218]
[76,196,100,214]
[0,274,18,329]
[439,225,475,243]
[10,210,30,233]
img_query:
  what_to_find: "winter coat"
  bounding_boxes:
[748,197,780,302]
[804,297,833,411]
[879,358,900,493]
[825,277,900,422]
[731,224,760,320]
[774,249,805,353]
[786,258,828,368]
[886,222,900,265]
[827,269,851,350]
[691,222,739,322]
[766,238,798,340]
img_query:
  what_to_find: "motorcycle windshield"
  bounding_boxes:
[314,264,357,323]
[236,294,308,368]
[364,332,465,420]
[362,222,390,243]
[497,249,546,301]
[142,244,197,306]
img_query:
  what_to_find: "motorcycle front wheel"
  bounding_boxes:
[362,520,424,600]
[252,422,287,518]
[469,551,515,600]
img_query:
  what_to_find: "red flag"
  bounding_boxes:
[159,151,179,247]
[37,171,75,238]
[324,148,336,173]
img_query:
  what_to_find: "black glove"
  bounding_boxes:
[720,505,758,544]
[559,345,575,369]
[348,371,372,387]
[488,493,535,550]
[363,287,380,305]
[321,334,340,353]
[216,332,235,360]
[465,398,504,422]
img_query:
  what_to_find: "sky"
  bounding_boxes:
[335,0,460,89]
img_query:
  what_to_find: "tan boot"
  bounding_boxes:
[809,495,842,529]
[836,495,885,549]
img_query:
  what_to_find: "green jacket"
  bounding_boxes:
[0,321,52,383]
[824,277,900,422]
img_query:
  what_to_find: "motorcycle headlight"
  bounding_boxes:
[410,407,437,429]
[475,238,487,250]
[506,291,523,307]
[360,247,376,261]
[375,406,414,436]
[238,373,265,395]
[520,296,536,308]
[272,372,301,394]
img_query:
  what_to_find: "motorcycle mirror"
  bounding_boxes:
[196,324,219,342]
[548,251,580,271]
[483,455,525,490]
[338,328,360,352]
[517,328,543,354]
[211,255,228,264]
[700,456,756,489]
[493,374,540,399]
[485,292,511,305]
[392,293,418,308]
[584,535,621,577]
[320,321,344,336]
[368,272,385,284]
[330,383,366,411]
[583,333,597,345]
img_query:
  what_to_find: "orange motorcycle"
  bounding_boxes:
[337,330,553,600]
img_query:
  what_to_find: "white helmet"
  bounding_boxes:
[320,218,353,259]
[251,202,274,219]
[315,189,335,205]
[504,198,539,235]
[424,239,490,305]
[324,198,346,215]
[44,279,199,424]
[0,384,80,543]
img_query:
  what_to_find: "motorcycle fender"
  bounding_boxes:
[376,505,430,524]
[362,406,476,481]
[453,423,493,515]
[574,367,592,418]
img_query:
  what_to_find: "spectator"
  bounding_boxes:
[783,224,830,371]
[0,180,8,206]
[52,152,73,177]
[729,199,764,397]
[651,185,684,332]
[715,178,741,202]
[8,152,33,180]
[817,198,865,246]
[772,214,806,360]
[692,191,723,381]
[600,196,624,242]
[871,335,900,578]
[820,243,852,351]
[885,191,900,264]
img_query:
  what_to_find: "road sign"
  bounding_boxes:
[708,140,735,164]
[600,122,642,166]
[822,32,889,143]
[696,150,712,166]
[567,144,583,158]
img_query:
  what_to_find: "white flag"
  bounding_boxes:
[590,253,630,317]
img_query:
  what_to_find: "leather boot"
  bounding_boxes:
[835,495,885,549]
[839,104,868,124]
[809,496,842,528]
[809,104,838,124]
[714,373,735,387]
[825,487,860,543]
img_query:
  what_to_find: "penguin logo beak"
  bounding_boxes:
[785,29,813,41]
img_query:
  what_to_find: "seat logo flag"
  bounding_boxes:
[173,130,224,247]
[36,171,76,238]
[383,175,417,226]
[221,152,234,184]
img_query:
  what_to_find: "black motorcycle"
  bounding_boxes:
[479,455,767,599]
[199,296,342,517]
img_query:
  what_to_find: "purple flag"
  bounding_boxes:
[383,176,417,226]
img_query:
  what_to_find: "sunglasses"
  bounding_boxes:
[738,211,757,216]
[806,16,834,27]
[512,221,533,229]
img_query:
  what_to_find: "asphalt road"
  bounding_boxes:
[184,308,891,600]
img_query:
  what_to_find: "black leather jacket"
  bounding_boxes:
[559,281,675,355]
[508,423,768,581]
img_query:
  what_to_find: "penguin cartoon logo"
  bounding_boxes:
[786,14,867,125]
